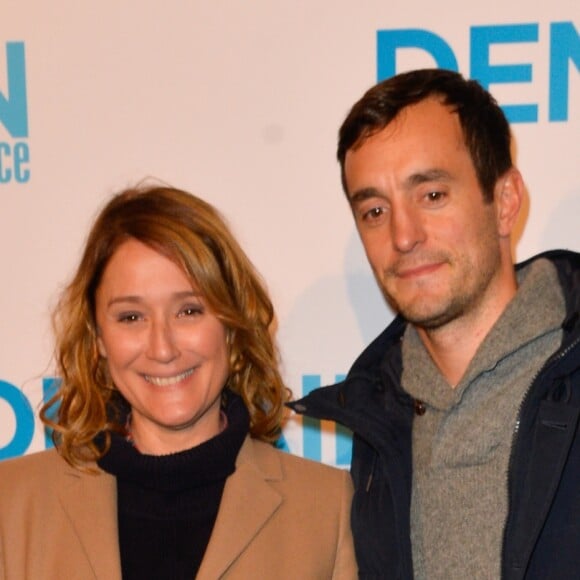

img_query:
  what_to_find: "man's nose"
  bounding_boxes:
[390,203,426,253]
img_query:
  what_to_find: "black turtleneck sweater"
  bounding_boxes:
[98,392,249,580]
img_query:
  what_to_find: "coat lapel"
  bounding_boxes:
[197,438,283,579]
[57,464,122,580]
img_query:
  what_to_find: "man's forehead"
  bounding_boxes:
[346,99,464,161]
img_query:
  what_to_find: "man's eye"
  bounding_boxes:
[426,191,445,202]
[363,207,386,221]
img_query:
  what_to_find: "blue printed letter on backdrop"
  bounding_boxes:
[470,24,538,123]
[549,21,580,122]
[0,380,34,459]
[377,29,458,81]
[0,42,28,138]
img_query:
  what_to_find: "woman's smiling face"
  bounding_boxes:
[95,238,229,455]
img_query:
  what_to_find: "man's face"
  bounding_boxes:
[344,97,509,330]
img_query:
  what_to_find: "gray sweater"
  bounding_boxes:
[401,259,566,579]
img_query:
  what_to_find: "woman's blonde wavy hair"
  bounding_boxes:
[41,186,290,468]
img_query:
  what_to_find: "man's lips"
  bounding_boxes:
[392,261,445,279]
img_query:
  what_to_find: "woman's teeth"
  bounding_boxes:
[144,367,195,386]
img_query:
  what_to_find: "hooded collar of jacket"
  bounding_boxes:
[289,250,580,441]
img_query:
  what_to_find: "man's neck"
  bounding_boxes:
[416,270,518,387]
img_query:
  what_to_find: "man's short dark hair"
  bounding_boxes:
[337,69,513,202]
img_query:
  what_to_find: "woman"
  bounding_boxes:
[0,186,357,579]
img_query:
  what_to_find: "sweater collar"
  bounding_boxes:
[401,258,566,411]
[97,391,250,492]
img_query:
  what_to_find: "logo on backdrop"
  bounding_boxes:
[284,374,352,467]
[0,374,353,465]
[0,378,57,460]
[0,41,30,184]
[377,21,579,123]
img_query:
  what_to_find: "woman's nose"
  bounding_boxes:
[146,319,179,363]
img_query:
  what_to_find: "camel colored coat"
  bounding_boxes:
[0,437,356,579]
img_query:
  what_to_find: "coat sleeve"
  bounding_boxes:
[0,537,5,580]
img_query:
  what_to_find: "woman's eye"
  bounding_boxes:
[117,312,142,323]
[179,305,204,317]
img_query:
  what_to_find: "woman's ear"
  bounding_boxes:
[495,168,524,237]
[96,328,107,358]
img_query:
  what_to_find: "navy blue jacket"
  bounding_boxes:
[290,250,580,579]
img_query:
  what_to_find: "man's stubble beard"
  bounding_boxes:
[379,243,502,332]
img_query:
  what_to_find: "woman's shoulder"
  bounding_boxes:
[239,439,354,544]
[0,448,65,488]
[0,447,62,473]
[0,449,112,520]
[246,437,352,487]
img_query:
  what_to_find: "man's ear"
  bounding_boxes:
[495,168,524,237]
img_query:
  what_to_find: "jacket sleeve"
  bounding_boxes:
[0,537,5,580]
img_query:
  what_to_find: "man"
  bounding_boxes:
[290,69,580,579]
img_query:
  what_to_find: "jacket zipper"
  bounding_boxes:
[502,333,580,577]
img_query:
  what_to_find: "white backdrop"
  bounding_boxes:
[1,1,578,464]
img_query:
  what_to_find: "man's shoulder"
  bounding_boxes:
[519,249,580,283]
[520,249,580,327]
[348,315,406,375]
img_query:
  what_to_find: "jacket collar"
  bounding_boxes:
[196,437,283,579]
[291,250,580,426]
[517,250,580,346]
[357,250,580,377]
[55,436,284,580]
[288,314,412,447]
[57,463,122,580]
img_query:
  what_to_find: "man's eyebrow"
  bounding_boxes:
[348,187,383,205]
[348,169,453,204]
[404,168,452,189]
